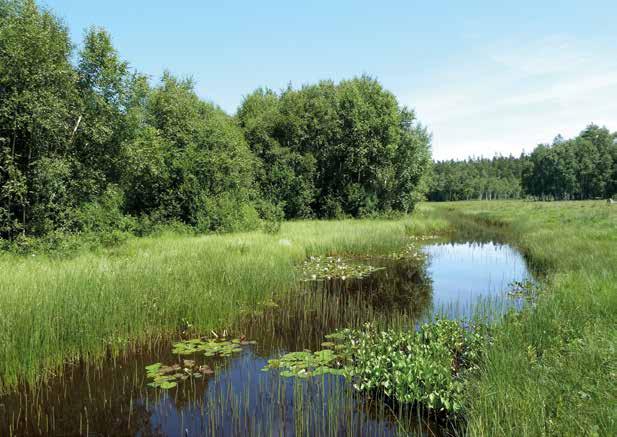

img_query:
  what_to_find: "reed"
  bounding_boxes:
[0,212,449,393]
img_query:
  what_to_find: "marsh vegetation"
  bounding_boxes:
[1,1,616,436]
[0,214,534,436]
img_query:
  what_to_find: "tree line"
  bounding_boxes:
[428,125,617,201]
[428,155,524,201]
[0,0,431,247]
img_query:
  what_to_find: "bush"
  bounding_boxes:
[195,193,261,234]
[256,200,284,234]
[76,186,136,235]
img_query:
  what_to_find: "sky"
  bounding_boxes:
[44,0,617,160]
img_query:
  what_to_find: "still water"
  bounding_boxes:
[424,241,530,318]
[1,241,531,437]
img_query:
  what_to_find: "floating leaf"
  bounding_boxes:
[301,256,384,281]
[146,336,255,389]
[158,381,177,390]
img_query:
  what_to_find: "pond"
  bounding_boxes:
[0,240,531,436]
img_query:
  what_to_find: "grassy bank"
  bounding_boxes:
[2,200,614,435]
[0,212,448,392]
[427,201,617,436]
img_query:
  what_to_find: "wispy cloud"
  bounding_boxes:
[403,35,617,160]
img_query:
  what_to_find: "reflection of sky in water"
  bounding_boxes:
[423,242,530,318]
[3,241,532,437]
[143,349,394,436]
[145,243,532,435]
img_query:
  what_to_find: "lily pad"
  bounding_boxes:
[301,256,384,281]
[172,337,251,358]
[146,336,255,389]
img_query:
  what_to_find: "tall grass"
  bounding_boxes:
[431,201,617,436]
[0,213,448,392]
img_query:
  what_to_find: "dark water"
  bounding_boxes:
[0,242,530,437]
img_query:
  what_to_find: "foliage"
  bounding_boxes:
[428,155,526,201]
[0,0,432,248]
[0,0,79,238]
[523,125,617,200]
[237,78,432,219]
[345,321,488,414]
[172,337,255,357]
[263,320,490,415]
[429,125,617,202]
[263,349,347,378]
[145,360,215,390]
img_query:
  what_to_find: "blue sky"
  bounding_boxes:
[44,0,617,160]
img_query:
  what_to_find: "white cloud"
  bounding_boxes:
[402,36,617,161]
[500,72,617,107]
[490,35,590,75]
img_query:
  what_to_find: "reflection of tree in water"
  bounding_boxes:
[348,258,433,318]
[0,257,434,436]
[239,257,433,356]
[0,342,225,437]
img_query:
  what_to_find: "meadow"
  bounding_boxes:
[0,212,448,392]
[433,201,617,436]
[1,200,615,436]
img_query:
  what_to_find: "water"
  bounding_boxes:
[424,242,530,319]
[0,241,531,437]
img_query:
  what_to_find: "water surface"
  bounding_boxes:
[0,240,531,437]
[424,241,530,318]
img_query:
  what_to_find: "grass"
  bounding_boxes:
[426,201,617,436]
[2,200,615,436]
[0,212,448,392]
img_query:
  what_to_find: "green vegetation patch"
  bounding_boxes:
[263,349,348,378]
[172,337,256,358]
[387,242,429,261]
[301,256,384,281]
[264,320,489,415]
[146,336,257,389]
[145,359,215,390]
[347,320,489,414]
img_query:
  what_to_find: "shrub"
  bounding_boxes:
[256,200,284,234]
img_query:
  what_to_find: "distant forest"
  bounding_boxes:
[0,0,431,246]
[428,125,617,201]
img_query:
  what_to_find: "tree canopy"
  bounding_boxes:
[0,0,432,246]
[428,125,617,202]
[237,78,431,218]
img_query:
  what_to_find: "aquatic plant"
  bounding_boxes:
[145,359,216,389]
[387,243,427,261]
[145,336,257,389]
[344,320,490,414]
[265,320,489,415]
[301,256,384,281]
[172,337,256,357]
[263,346,349,378]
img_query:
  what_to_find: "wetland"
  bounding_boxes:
[1,237,531,436]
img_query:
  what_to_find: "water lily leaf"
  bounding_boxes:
[158,366,175,375]
[159,381,177,390]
